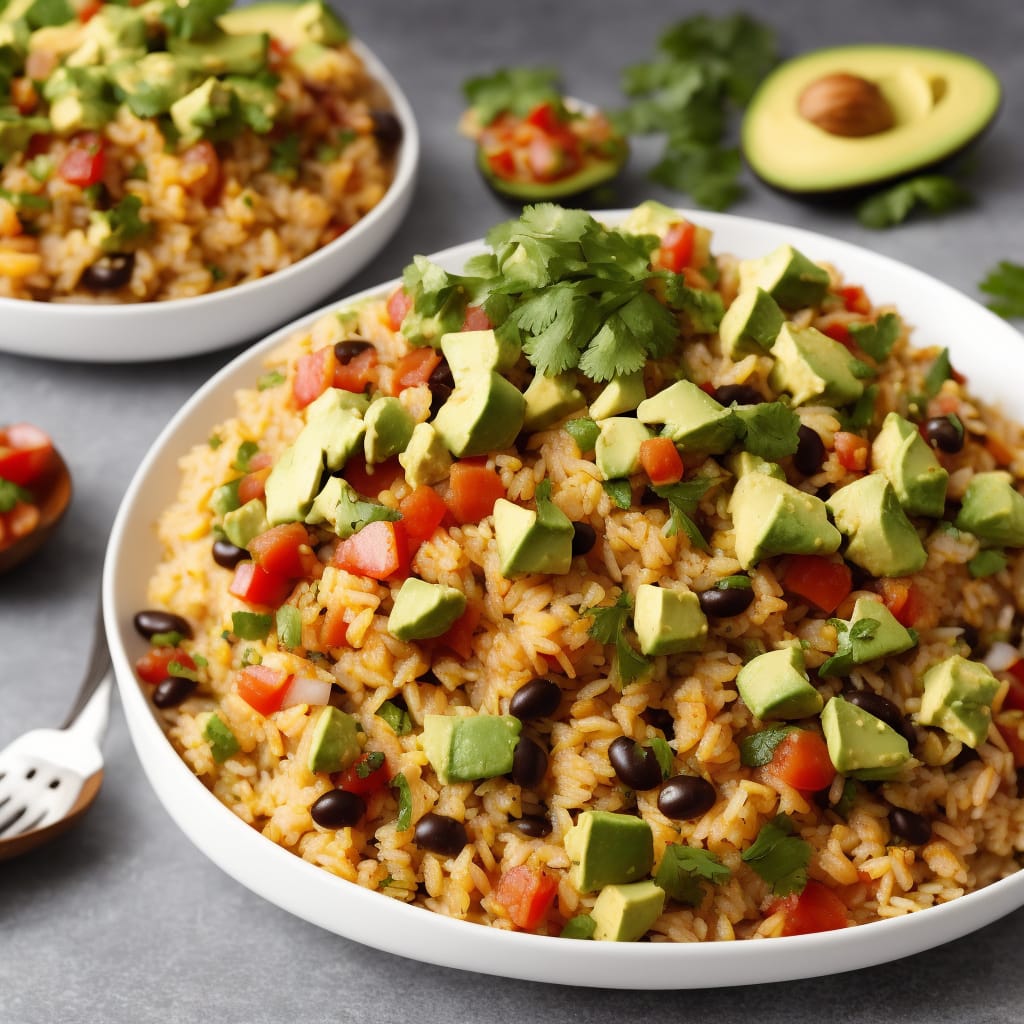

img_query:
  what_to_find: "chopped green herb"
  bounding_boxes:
[232,440,260,473]
[565,417,601,454]
[715,575,752,590]
[377,699,412,736]
[168,660,200,682]
[231,610,273,641]
[149,630,185,648]
[560,914,596,939]
[652,477,715,550]
[840,384,879,432]
[849,358,877,380]
[241,647,262,667]
[208,434,223,450]
[741,814,810,896]
[357,751,386,778]
[242,193,254,207]
[316,131,356,162]
[739,726,796,768]
[391,772,413,830]
[586,592,651,685]
[979,260,1024,320]
[160,0,231,39]
[462,66,562,126]
[857,174,969,229]
[257,370,286,391]
[848,313,901,362]
[819,616,884,677]
[91,194,151,252]
[127,161,148,181]
[602,478,633,510]
[655,844,731,905]
[25,156,54,183]
[923,348,952,398]
[0,478,32,513]
[333,486,402,539]
[647,737,674,779]
[275,605,302,648]
[833,778,858,819]
[203,712,239,763]
[0,187,51,214]
[208,264,226,282]
[732,402,800,461]
[269,133,301,179]
[968,549,1008,578]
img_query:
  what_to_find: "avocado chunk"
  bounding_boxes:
[821,695,911,780]
[307,706,360,774]
[637,380,738,454]
[738,244,831,310]
[768,323,864,408]
[398,422,451,488]
[563,810,654,894]
[633,583,708,656]
[43,65,115,132]
[363,396,414,464]
[742,45,1002,195]
[432,371,526,458]
[493,492,574,577]
[387,577,467,642]
[306,385,370,418]
[916,655,1000,749]
[729,472,841,569]
[169,76,235,143]
[727,450,785,481]
[202,713,239,763]
[0,111,50,163]
[591,880,666,942]
[109,52,203,118]
[620,199,686,238]
[953,471,1024,548]
[594,416,652,480]
[222,497,269,548]
[826,473,927,577]
[264,431,326,525]
[521,372,586,432]
[736,646,823,721]
[440,328,520,378]
[589,370,646,420]
[820,596,917,676]
[871,411,949,517]
[219,0,349,49]
[69,4,146,65]
[168,30,269,77]
[719,287,785,359]
[420,714,522,785]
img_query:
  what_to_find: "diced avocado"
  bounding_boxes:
[871,412,949,517]
[633,583,708,656]
[432,371,526,458]
[826,474,927,577]
[916,655,1000,749]
[109,53,203,118]
[5,0,73,31]
[521,372,586,432]
[728,450,785,481]
[219,0,349,48]
[440,328,521,379]
[954,471,1024,548]
[70,4,146,65]
[494,495,574,577]
[420,714,522,786]
[564,810,654,894]
[170,76,235,144]
[306,385,370,419]
[821,695,911,780]
[636,380,739,454]
[738,244,830,310]
[225,73,281,132]
[719,287,784,359]
[589,370,646,421]
[594,416,652,480]
[168,30,269,77]
[728,472,841,569]
[316,408,366,473]
[363,396,414,464]
[288,40,339,84]
[209,478,241,516]
[387,577,467,642]
[49,91,115,132]
[305,475,346,529]
[736,646,823,720]
[619,199,682,237]
[820,596,917,676]
[768,323,864,408]
[264,431,326,524]
[307,706,360,774]
[222,498,269,548]
[202,713,239,763]
[0,111,50,163]
[25,21,82,61]
[399,422,451,488]
[43,66,115,132]
[591,880,666,942]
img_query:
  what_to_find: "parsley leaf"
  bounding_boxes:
[462,66,562,126]
[391,773,413,830]
[979,260,1024,320]
[655,844,731,905]
[732,402,800,461]
[741,814,810,896]
[848,313,901,362]
[652,478,715,550]
[602,478,633,510]
[357,751,386,778]
[377,700,412,736]
[275,605,301,649]
[231,611,273,641]
[856,175,970,229]
[0,478,32,513]
[739,726,797,768]
[586,592,651,685]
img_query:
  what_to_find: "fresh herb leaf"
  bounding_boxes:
[602,478,633,510]
[391,772,413,830]
[715,575,752,590]
[231,611,273,641]
[357,751,386,778]
[208,264,226,282]
[149,630,185,648]
[849,617,880,643]
[257,370,286,391]
[857,174,969,229]
[334,485,402,540]
[241,647,261,667]
[968,548,1007,578]
[232,440,260,473]
[168,660,200,682]
[739,726,796,767]
[269,133,301,179]
[834,778,858,819]
[462,66,562,126]
[275,605,301,648]
[741,814,810,896]
[25,155,53,183]
[0,186,50,215]
[0,478,32,513]
[732,402,800,461]
[840,384,879,432]
[160,0,232,39]
[658,274,725,332]
[560,914,596,939]
[848,313,901,362]
[203,713,239,762]
[534,478,568,532]
[208,434,223,450]
[652,478,714,550]
[647,737,674,779]
[565,417,600,453]
[979,260,1024,320]
[650,140,743,211]
[127,161,148,181]
[655,844,731,905]
[924,347,952,398]
[586,592,651,685]
[90,194,150,253]
[377,699,412,736]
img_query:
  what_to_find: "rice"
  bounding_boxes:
[141,214,1024,941]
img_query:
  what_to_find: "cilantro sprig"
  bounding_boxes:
[652,477,715,550]
[848,313,901,362]
[334,486,402,540]
[586,592,651,684]
[979,260,1024,320]
[462,67,563,126]
[655,843,731,905]
[741,814,810,896]
[731,402,800,462]
[856,175,970,229]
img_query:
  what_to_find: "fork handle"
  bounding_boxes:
[61,604,113,732]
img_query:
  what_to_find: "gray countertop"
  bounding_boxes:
[4,0,1024,1019]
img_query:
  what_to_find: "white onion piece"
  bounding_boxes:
[280,675,332,709]
[983,641,1020,673]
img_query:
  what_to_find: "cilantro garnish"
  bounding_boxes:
[741,814,810,896]
[715,575,752,591]
[0,478,32,513]
[168,660,200,682]
[652,477,715,550]
[968,549,1007,578]
[560,914,596,940]
[980,260,1024,320]
[602,478,632,510]
[391,772,413,830]
[257,370,286,391]
[231,610,273,641]
[731,402,800,461]
[848,313,900,362]
[840,384,879,432]
[0,186,51,215]
[160,0,231,39]
[232,440,260,473]
[208,434,223,450]
[923,347,953,398]
[334,485,402,540]
[819,616,884,677]
[149,630,185,649]
[357,751,386,778]
[377,700,412,736]
[856,174,969,229]
[275,605,301,649]
[92,195,151,253]
[586,592,651,685]
[565,417,600,454]
[647,737,674,779]
[739,726,796,768]
[269,133,302,179]
[462,66,563,126]
[655,844,731,905]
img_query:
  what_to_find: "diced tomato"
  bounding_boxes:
[320,604,349,648]
[783,555,852,615]
[235,664,292,716]
[10,77,38,115]
[1004,661,1024,713]
[524,101,564,134]
[398,486,448,549]
[997,710,1024,764]
[770,880,848,936]
[292,346,336,409]
[821,322,853,350]
[839,285,872,315]
[335,751,392,796]
[486,148,516,179]
[526,134,579,182]
[656,221,696,274]
[58,132,105,187]
[493,865,559,931]
[391,346,440,395]
[180,141,221,203]
[332,519,408,580]
[445,462,505,524]
[135,647,195,685]
[386,287,413,331]
[639,437,684,486]
[333,346,378,394]
[77,0,102,20]
[879,578,925,627]
[461,304,492,332]
[343,455,404,498]
[834,431,869,472]
[237,467,271,505]
[766,730,836,792]
[436,601,481,660]
[248,522,310,579]
[229,561,294,608]
[0,422,54,486]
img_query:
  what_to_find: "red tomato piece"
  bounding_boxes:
[229,561,294,608]
[332,520,408,580]
[0,422,54,486]
[248,522,310,579]
[834,431,869,472]
[333,346,378,394]
[461,304,492,332]
[180,140,221,202]
[485,148,516,179]
[320,604,349,648]
[58,132,105,186]
[656,221,696,274]
[293,345,336,409]
[524,101,565,134]
[767,730,836,792]
[398,486,448,549]
[436,601,481,660]
[237,466,271,505]
[493,865,559,931]
[445,462,505,524]
[770,880,848,936]
[391,346,441,395]
[821,322,853,350]
[839,285,872,315]
[235,664,292,716]
[386,287,413,331]
[135,647,195,685]
[343,455,404,498]
[335,751,392,796]
[1004,661,1024,713]
[639,437,684,486]
[526,134,579,182]
[879,578,924,627]
[783,555,852,615]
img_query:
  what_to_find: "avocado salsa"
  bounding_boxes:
[0,0,399,302]
[137,201,1024,941]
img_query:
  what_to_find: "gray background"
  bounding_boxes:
[3,0,1024,1020]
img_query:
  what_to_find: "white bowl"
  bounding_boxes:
[104,212,1024,988]
[0,42,419,364]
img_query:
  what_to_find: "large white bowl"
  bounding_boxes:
[104,212,1024,988]
[0,41,418,364]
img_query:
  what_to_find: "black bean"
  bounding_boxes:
[951,744,980,770]
[698,585,754,618]
[311,789,366,829]
[641,485,665,507]
[959,625,979,652]
[426,358,455,416]
[212,538,249,569]
[152,676,196,709]
[369,109,403,150]
[512,736,548,788]
[334,339,374,364]
[793,424,827,476]
[81,252,134,291]
[512,814,552,838]
[133,609,193,640]
[1016,767,1024,798]
[413,812,467,856]
[509,678,561,720]
[714,383,763,406]
[844,691,910,740]
[641,707,674,734]
[608,736,663,791]
[570,521,597,557]
[657,775,717,820]
[889,806,931,846]
[923,416,964,454]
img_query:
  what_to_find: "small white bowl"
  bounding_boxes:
[0,42,418,364]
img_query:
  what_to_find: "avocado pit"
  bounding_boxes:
[797,72,894,138]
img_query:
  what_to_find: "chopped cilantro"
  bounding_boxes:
[848,313,901,362]
[462,66,562,126]
[25,156,54,183]
[376,699,412,736]
[840,384,879,432]
[732,402,800,461]
[968,549,1007,578]
[275,605,302,648]
[127,161,148,180]
[565,417,601,454]
[741,814,810,896]
[819,616,885,677]
[242,193,254,208]
[333,485,402,540]
[923,347,953,398]
[391,772,413,830]
[208,433,223,450]
[316,130,356,162]
[739,726,796,768]
[0,187,51,214]
[208,264,226,283]
[357,751,386,778]
[0,478,32,513]
[241,647,262,667]
[655,844,731,905]
[979,260,1024,320]
[586,592,651,685]
[269,133,302,179]
[602,479,633,510]
[149,630,185,649]
[857,174,969,229]
[160,0,231,39]
[652,477,715,550]
[647,737,674,779]
[91,195,151,253]
[257,370,286,391]
[231,611,273,641]
[715,575,752,590]
[560,914,596,939]
[168,660,199,682]
[203,713,239,763]
[232,440,260,473]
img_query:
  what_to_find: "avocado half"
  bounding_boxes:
[741,45,1001,195]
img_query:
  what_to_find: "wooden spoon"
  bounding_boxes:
[0,444,72,574]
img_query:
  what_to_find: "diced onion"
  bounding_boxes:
[280,675,332,709]
[983,641,1020,674]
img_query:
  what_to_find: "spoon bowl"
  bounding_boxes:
[0,443,72,575]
